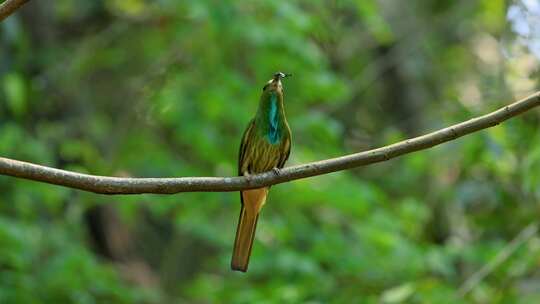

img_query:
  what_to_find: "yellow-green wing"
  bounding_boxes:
[277,136,291,168]
[238,119,255,175]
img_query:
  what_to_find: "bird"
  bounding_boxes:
[231,72,292,272]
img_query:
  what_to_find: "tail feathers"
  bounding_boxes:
[231,205,259,272]
[231,188,268,272]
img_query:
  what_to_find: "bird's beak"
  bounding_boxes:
[273,72,292,81]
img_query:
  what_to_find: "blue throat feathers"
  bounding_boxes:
[268,92,280,144]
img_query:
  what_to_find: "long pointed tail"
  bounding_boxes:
[231,188,268,272]
[231,203,259,272]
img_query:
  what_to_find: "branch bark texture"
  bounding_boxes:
[0,92,539,195]
[0,0,29,21]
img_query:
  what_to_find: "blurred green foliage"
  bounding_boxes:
[1,0,540,303]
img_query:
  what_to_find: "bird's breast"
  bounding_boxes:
[247,137,285,173]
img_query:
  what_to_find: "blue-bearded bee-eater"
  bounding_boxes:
[231,72,292,272]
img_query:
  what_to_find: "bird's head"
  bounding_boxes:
[273,72,291,81]
[263,72,291,93]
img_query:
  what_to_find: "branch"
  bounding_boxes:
[0,92,539,195]
[458,222,538,297]
[0,0,29,22]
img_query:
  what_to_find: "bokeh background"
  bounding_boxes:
[1,0,540,303]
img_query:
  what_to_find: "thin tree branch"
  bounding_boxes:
[0,0,29,22]
[0,92,539,195]
[458,222,539,297]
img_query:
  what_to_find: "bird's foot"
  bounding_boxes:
[272,167,281,176]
